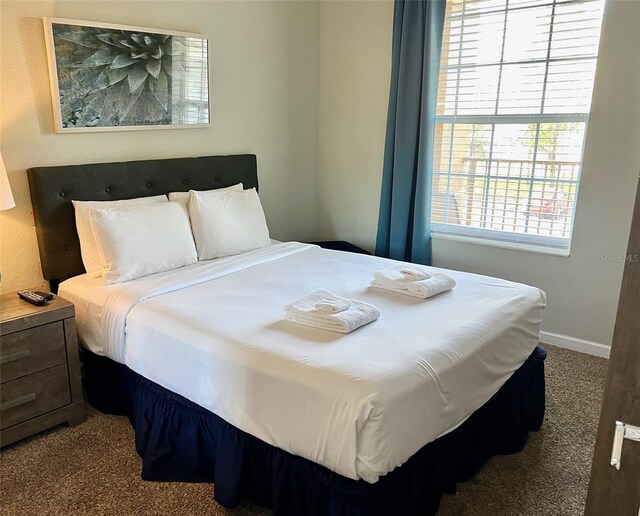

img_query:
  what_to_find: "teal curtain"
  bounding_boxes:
[375,0,446,265]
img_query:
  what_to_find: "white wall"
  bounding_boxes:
[0,0,320,293]
[317,0,640,347]
[317,1,392,250]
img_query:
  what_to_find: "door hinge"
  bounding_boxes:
[611,421,640,470]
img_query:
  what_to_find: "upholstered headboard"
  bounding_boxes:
[27,154,258,289]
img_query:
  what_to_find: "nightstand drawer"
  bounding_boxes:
[0,365,71,430]
[0,322,66,383]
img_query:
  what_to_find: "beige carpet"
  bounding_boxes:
[0,345,607,516]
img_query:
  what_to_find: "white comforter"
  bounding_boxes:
[59,242,545,483]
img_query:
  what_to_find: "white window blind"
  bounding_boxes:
[171,37,210,124]
[431,0,605,252]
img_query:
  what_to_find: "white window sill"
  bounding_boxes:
[431,232,571,257]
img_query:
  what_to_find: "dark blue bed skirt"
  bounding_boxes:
[83,346,547,516]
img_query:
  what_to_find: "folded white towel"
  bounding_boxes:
[371,273,456,299]
[373,266,432,285]
[315,297,352,313]
[285,289,380,334]
[397,266,432,281]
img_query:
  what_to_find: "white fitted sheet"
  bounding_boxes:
[59,242,545,483]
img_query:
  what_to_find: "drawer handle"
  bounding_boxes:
[0,349,32,365]
[1,393,37,411]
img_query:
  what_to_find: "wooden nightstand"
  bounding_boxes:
[0,293,86,446]
[311,241,372,255]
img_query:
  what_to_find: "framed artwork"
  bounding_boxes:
[43,18,210,132]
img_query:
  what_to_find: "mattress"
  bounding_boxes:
[59,241,545,483]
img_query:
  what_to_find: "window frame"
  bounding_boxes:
[430,0,605,255]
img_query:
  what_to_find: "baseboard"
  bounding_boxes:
[540,331,610,359]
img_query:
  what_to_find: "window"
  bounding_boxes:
[431,0,605,253]
[171,37,210,125]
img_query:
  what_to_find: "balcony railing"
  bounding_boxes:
[432,157,581,239]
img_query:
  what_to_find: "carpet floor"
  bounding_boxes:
[0,345,607,516]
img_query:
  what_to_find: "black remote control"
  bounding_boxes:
[17,290,48,306]
[34,291,54,302]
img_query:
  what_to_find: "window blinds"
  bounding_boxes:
[431,0,605,251]
[172,37,209,124]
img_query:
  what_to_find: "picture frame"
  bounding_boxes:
[43,17,211,133]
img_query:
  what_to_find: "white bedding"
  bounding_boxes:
[59,242,545,483]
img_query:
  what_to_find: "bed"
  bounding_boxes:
[27,154,547,515]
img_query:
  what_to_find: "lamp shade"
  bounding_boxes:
[0,153,15,211]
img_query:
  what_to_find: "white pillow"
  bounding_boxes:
[168,183,244,209]
[89,202,197,285]
[73,195,168,276]
[188,188,271,260]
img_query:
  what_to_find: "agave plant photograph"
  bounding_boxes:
[44,18,210,132]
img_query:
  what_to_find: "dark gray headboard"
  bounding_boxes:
[27,154,258,289]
